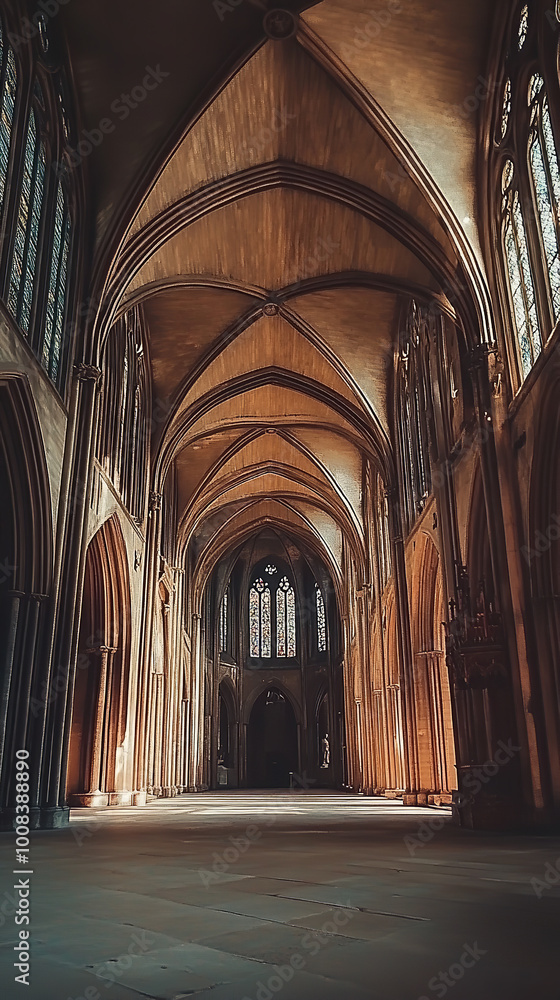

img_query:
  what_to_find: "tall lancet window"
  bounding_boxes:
[9,101,46,334]
[494,3,560,386]
[249,578,271,658]
[315,583,327,653]
[219,588,228,653]
[277,576,296,657]
[528,74,560,323]
[502,159,541,378]
[0,26,17,215]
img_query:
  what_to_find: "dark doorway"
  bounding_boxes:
[218,687,231,768]
[247,688,298,787]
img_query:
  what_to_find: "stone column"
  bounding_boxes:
[132,490,162,802]
[386,487,419,802]
[41,363,102,828]
[468,345,542,823]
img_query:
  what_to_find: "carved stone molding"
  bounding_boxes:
[74,363,102,384]
[149,491,162,512]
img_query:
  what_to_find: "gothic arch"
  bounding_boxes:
[0,376,53,820]
[66,515,132,805]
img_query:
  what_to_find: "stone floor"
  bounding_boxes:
[1,791,559,999]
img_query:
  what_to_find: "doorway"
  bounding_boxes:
[247,687,298,787]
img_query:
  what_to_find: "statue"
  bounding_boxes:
[321,734,330,768]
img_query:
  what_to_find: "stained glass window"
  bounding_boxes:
[527,77,560,326]
[265,564,277,575]
[249,578,271,658]
[250,570,295,658]
[502,160,541,379]
[276,576,296,657]
[517,5,528,50]
[42,181,71,381]
[219,589,228,653]
[315,584,326,652]
[8,106,46,335]
[501,79,511,141]
[0,38,16,215]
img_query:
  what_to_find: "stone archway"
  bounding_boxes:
[66,516,131,806]
[247,686,299,788]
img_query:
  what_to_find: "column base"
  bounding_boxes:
[68,792,109,807]
[0,806,70,830]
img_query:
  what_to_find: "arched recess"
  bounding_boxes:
[0,376,52,824]
[216,678,238,782]
[528,381,560,815]
[410,532,456,802]
[381,589,405,795]
[66,516,132,806]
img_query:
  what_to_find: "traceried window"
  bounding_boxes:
[96,307,148,519]
[528,74,560,324]
[315,583,327,652]
[517,5,528,50]
[250,578,271,657]
[277,576,296,657]
[501,78,511,141]
[0,25,17,216]
[219,588,229,653]
[494,5,560,386]
[502,160,541,378]
[8,104,46,334]
[42,181,71,382]
[249,567,296,659]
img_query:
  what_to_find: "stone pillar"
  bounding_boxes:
[41,363,102,828]
[132,490,162,803]
[467,346,541,825]
[386,487,419,802]
[188,612,202,790]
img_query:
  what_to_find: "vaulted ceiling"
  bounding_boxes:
[61,0,498,587]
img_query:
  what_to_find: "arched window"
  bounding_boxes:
[249,564,297,659]
[494,4,560,385]
[42,180,71,382]
[0,26,17,215]
[277,576,296,657]
[249,578,271,658]
[527,74,560,324]
[219,587,229,653]
[97,307,148,519]
[398,303,432,530]
[315,583,327,653]
[8,100,46,334]
[501,159,541,378]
